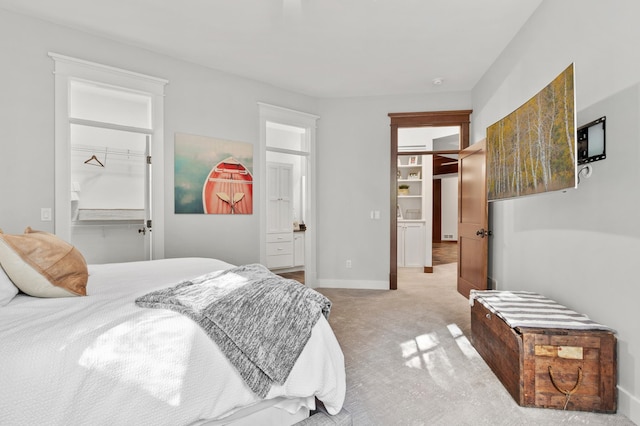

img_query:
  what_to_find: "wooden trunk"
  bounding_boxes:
[471,302,617,413]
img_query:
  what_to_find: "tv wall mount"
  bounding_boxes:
[577,116,606,165]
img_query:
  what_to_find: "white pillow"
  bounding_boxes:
[0,264,19,306]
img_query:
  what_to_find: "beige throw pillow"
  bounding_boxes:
[0,227,87,297]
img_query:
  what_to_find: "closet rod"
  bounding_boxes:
[71,144,145,158]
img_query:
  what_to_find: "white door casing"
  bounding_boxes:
[50,53,167,261]
[258,103,318,286]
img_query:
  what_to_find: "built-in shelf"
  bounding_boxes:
[397,154,425,223]
[76,208,145,221]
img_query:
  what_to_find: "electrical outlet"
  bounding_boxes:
[346,260,352,268]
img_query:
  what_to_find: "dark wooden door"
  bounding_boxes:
[432,179,441,243]
[457,139,488,298]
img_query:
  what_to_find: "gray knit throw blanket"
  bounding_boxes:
[135,263,331,398]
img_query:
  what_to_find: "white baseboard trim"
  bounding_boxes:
[618,385,640,424]
[316,279,388,290]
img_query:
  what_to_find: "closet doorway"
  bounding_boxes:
[258,103,318,286]
[389,110,472,290]
[51,53,167,264]
[67,81,152,263]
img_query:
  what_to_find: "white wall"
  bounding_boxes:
[0,8,317,266]
[472,0,640,422]
[440,175,458,240]
[315,93,471,288]
[0,7,474,288]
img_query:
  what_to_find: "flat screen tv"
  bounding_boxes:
[487,64,577,201]
[577,116,606,164]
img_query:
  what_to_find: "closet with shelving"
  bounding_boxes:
[397,155,427,267]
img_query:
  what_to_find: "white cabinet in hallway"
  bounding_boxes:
[266,232,294,268]
[397,222,425,267]
[266,162,293,268]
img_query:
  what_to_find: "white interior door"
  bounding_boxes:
[266,162,293,234]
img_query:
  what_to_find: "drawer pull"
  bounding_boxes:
[548,366,583,410]
[485,313,491,319]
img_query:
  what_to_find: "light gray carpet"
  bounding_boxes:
[317,263,634,426]
[296,404,352,426]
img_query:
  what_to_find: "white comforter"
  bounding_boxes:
[0,258,345,425]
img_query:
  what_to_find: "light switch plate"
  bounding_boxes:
[41,208,52,221]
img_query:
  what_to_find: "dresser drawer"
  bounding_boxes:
[267,232,293,243]
[267,241,293,256]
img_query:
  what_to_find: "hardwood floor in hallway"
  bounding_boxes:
[432,241,458,266]
[276,270,305,284]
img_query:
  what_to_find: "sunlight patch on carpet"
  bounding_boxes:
[400,332,456,387]
[447,323,478,359]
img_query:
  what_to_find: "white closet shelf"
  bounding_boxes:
[77,209,145,221]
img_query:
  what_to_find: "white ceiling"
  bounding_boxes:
[0,0,543,98]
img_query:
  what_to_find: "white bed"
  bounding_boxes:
[0,257,346,425]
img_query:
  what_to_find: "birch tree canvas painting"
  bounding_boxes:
[487,64,576,201]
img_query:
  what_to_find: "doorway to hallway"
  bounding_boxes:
[389,110,471,290]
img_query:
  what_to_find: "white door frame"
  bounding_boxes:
[258,103,319,286]
[50,53,167,259]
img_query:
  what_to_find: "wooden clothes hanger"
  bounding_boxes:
[84,154,105,167]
